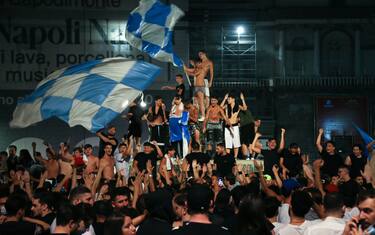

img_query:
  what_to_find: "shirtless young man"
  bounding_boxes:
[99,143,115,180]
[203,96,230,157]
[33,142,59,179]
[221,93,244,159]
[84,144,99,175]
[184,50,214,121]
[147,96,167,144]
[185,100,200,145]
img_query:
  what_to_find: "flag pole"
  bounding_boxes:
[183,63,192,87]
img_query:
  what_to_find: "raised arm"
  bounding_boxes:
[239,92,247,110]
[316,128,324,153]
[32,142,37,158]
[96,131,116,145]
[272,165,283,188]
[313,159,325,197]
[278,128,286,153]
[255,160,283,201]
[208,61,214,87]
[251,132,262,154]
[220,93,228,108]
[151,141,163,158]
[344,155,352,166]
[46,142,56,157]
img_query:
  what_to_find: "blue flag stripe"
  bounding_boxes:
[121,61,161,90]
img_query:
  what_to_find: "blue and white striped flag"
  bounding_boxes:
[125,0,184,67]
[10,58,160,132]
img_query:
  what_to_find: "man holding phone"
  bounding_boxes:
[343,189,375,234]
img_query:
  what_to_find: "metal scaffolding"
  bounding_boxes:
[220,26,257,81]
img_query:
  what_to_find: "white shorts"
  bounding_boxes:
[204,79,210,97]
[224,125,241,149]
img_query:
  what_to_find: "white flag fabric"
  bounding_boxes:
[125,0,184,67]
[10,58,160,132]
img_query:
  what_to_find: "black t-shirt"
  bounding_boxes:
[172,222,230,235]
[339,179,360,207]
[320,150,343,177]
[7,155,18,172]
[280,150,302,177]
[214,154,236,177]
[39,212,55,225]
[93,221,105,235]
[176,83,185,98]
[0,221,36,235]
[137,217,172,235]
[128,105,145,125]
[349,154,367,178]
[261,149,280,176]
[134,152,158,171]
[98,133,118,158]
[35,212,55,235]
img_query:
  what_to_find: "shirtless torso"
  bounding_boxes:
[207,105,225,123]
[193,60,213,87]
[46,159,59,179]
[100,155,115,180]
[225,105,240,125]
[85,155,99,174]
[148,104,166,126]
[58,159,72,177]
[187,105,199,123]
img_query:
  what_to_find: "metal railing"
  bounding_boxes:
[214,76,375,88]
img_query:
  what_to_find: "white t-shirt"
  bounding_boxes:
[277,220,320,235]
[278,203,291,224]
[115,153,132,181]
[303,216,345,235]
[273,222,284,234]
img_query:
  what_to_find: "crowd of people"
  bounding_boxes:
[1,50,375,235]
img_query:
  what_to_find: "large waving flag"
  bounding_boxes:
[10,58,160,132]
[125,0,184,67]
[353,123,374,158]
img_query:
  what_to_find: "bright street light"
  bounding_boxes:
[236,26,245,35]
